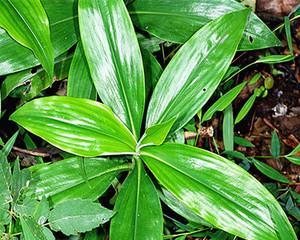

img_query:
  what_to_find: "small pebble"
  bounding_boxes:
[272,103,288,117]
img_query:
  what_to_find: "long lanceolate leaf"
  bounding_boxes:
[110,159,163,240]
[67,42,97,100]
[0,0,78,76]
[141,143,297,240]
[10,96,137,157]
[79,0,145,138]
[146,10,249,134]
[27,157,130,206]
[128,0,280,50]
[0,0,54,77]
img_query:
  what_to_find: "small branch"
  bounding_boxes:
[12,146,51,157]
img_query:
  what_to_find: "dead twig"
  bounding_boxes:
[13,146,51,157]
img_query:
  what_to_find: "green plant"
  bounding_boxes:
[0,0,298,239]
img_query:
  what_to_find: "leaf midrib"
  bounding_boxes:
[152,27,223,125]
[97,3,138,138]
[133,159,141,240]
[19,115,136,151]
[141,151,276,236]
[6,0,48,70]
[36,163,130,196]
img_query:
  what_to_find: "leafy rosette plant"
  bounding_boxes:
[7,0,296,239]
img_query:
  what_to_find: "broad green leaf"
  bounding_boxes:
[110,158,163,240]
[160,188,209,225]
[202,82,246,122]
[0,0,78,76]
[128,0,280,50]
[20,216,47,240]
[146,10,249,134]
[10,96,137,157]
[27,157,130,206]
[0,0,54,77]
[14,197,49,222]
[235,93,257,124]
[141,143,296,240]
[255,55,294,64]
[15,198,50,227]
[142,49,163,100]
[271,131,281,158]
[79,0,145,138]
[139,118,176,148]
[252,159,290,184]
[67,42,96,100]
[49,199,113,236]
[268,203,295,240]
[1,53,73,101]
[223,105,234,151]
[234,136,255,147]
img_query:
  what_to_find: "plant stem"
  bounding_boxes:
[163,228,209,239]
[273,15,300,32]
[254,155,285,159]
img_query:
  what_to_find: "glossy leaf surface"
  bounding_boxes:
[139,118,176,148]
[110,159,163,240]
[49,199,113,235]
[0,0,54,77]
[146,10,249,133]
[79,0,145,138]
[1,53,73,101]
[141,143,296,240]
[10,96,136,157]
[67,42,97,100]
[128,0,280,50]
[0,0,78,76]
[160,188,208,225]
[27,157,130,206]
